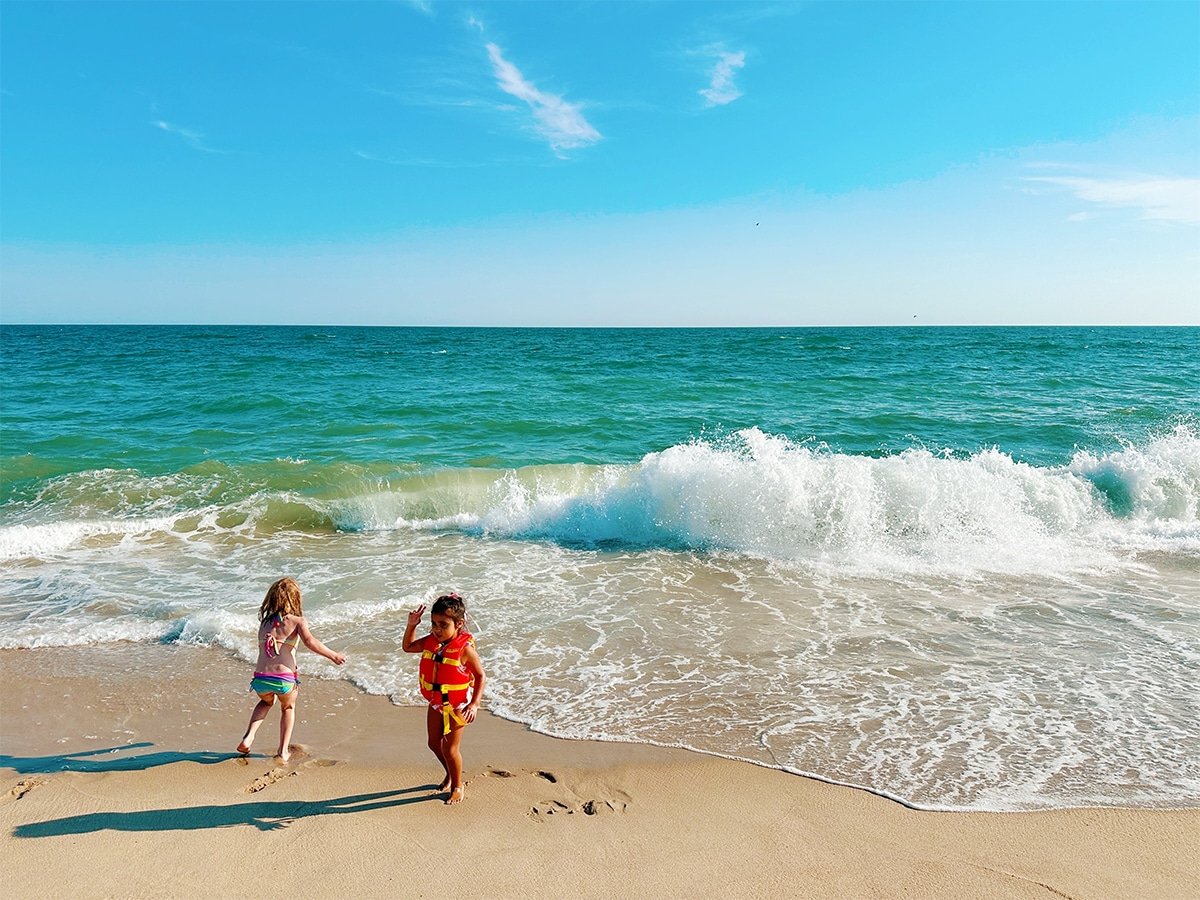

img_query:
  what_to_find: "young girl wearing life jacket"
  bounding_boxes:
[236,577,346,763]
[403,592,486,805]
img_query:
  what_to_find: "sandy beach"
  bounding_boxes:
[0,644,1195,899]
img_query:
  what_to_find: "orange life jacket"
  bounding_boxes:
[419,631,475,734]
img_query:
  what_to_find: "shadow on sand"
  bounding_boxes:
[0,743,238,774]
[14,787,441,837]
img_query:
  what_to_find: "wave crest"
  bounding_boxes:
[4,427,1197,573]
[338,426,1200,574]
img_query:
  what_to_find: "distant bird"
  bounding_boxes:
[755,222,759,226]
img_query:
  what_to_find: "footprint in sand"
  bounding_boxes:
[246,768,299,793]
[480,767,631,820]
[524,771,631,821]
[243,753,339,792]
[529,797,629,820]
[582,799,628,816]
[8,777,46,800]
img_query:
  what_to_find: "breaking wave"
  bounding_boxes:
[3,426,1197,576]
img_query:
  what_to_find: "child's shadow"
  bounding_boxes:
[14,787,441,837]
[0,744,235,774]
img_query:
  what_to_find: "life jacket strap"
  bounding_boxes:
[421,678,471,692]
[439,699,467,735]
[422,650,463,666]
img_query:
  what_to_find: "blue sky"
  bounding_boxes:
[2,1,1197,325]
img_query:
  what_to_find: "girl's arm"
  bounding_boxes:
[402,604,427,653]
[296,616,346,665]
[462,643,486,723]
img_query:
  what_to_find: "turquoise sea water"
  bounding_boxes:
[2,325,1198,810]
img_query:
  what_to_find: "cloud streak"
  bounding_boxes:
[353,149,494,169]
[483,42,600,157]
[1024,172,1200,223]
[153,120,223,154]
[699,49,746,107]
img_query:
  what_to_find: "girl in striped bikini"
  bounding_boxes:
[236,577,346,763]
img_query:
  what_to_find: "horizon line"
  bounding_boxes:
[3,322,1197,330]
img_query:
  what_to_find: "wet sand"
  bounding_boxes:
[1,645,1196,899]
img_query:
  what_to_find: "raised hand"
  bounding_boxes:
[407,604,426,629]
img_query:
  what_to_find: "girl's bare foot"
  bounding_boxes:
[237,741,251,755]
[438,775,451,792]
[275,744,305,765]
[445,786,465,805]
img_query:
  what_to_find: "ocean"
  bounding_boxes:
[1,325,1197,811]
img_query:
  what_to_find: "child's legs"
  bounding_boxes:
[439,723,465,791]
[238,693,276,752]
[276,688,298,759]
[426,706,449,776]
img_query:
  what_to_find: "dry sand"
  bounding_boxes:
[1,644,1196,899]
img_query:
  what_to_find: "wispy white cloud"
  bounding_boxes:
[1024,171,1200,223]
[153,119,223,154]
[354,149,418,165]
[404,0,434,16]
[698,48,746,107]
[483,42,600,157]
[367,83,513,112]
[353,149,493,168]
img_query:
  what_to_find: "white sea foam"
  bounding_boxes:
[1068,423,1200,523]
[11,427,1197,575]
[0,616,173,649]
[334,426,1200,577]
[0,516,181,561]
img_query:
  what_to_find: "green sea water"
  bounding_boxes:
[4,326,1196,483]
[2,325,1198,811]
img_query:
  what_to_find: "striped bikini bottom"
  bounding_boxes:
[250,671,299,695]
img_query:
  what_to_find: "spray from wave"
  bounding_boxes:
[339,425,1200,576]
[3,426,1197,575]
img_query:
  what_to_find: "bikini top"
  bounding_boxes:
[263,614,301,659]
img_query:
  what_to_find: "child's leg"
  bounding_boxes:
[426,706,450,788]
[238,693,276,754]
[276,689,298,762]
[439,724,466,804]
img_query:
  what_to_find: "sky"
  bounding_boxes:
[1,0,1197,326]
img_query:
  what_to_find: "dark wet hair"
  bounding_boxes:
[431,592,466,623]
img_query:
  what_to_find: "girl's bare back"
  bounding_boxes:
[255,613,302,674]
